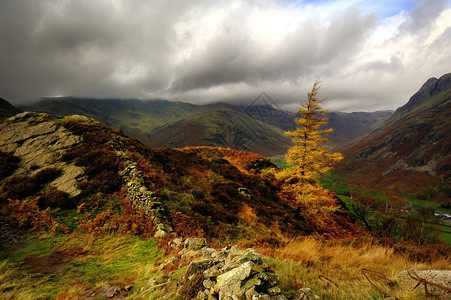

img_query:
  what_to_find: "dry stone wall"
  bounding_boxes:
[116,150,174,239]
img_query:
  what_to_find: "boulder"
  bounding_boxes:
[217,261,254,298]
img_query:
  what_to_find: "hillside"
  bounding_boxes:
[0,98,21,122]
[149,108,293,156]
[23,97,391,154]
[0,111,357,241]
[337,73,451,195]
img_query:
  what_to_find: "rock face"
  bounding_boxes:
[0,112,84,197]
[398,270,451,298]
[394,73,451,117]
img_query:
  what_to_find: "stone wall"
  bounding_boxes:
[116,150,173,239]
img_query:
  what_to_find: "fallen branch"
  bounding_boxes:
[361,268,398,300]
[318,275,338,287]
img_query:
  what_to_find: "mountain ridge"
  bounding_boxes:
[22,97,392,154]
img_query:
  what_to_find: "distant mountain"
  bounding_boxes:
[148,107,293,157]
[23,98,291,156]
[337,73,451,194]
[0,98,21,122]
[326,111,393,149]
[229,104,392,149]
[23,97,391,155]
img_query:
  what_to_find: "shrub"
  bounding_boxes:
[37,188,72,209]
[0,151,20,179]
[1,175,40,200]
[8,198,68,233]
[61,120,123,198]
[77,198,155,238]
[33,168,62,184]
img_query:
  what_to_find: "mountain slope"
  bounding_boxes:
[337,73,451,194]
[148,108,293,156]
[23,98,291,156]
[0,98,21,122]
[23,97,204,142]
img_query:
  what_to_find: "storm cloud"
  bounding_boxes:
[0,0,450,111]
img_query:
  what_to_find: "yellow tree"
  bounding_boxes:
[279,81,343,197]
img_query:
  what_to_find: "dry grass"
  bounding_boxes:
[258,236,450,299]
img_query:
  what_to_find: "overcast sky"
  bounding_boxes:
[0,0,450,112]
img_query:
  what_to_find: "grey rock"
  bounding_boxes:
[217,261,254,299]
[0,112,83,197]
[154,229,168,239]
[203,278,215,289]
[186,259,217,277]
[267,286,281,296]
[185,238,207,250]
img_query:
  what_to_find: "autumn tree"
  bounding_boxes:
[278,81,343,198]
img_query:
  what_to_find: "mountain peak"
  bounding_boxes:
[394,73,451,116]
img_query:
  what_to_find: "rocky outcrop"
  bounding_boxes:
[393,73,451,117]
[0,112,84,197]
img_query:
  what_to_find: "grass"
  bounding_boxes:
[320,171,451,245]
[259,236,450,300]
[268,155,291,169]
[0,232,163,299]
[1,227,449,299]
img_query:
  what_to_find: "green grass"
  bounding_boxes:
[0,232,163,299]
[267,156,291,169]
[320,171,451,245]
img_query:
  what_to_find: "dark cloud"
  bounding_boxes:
[171,7,378,92]
[0,0,449,111]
